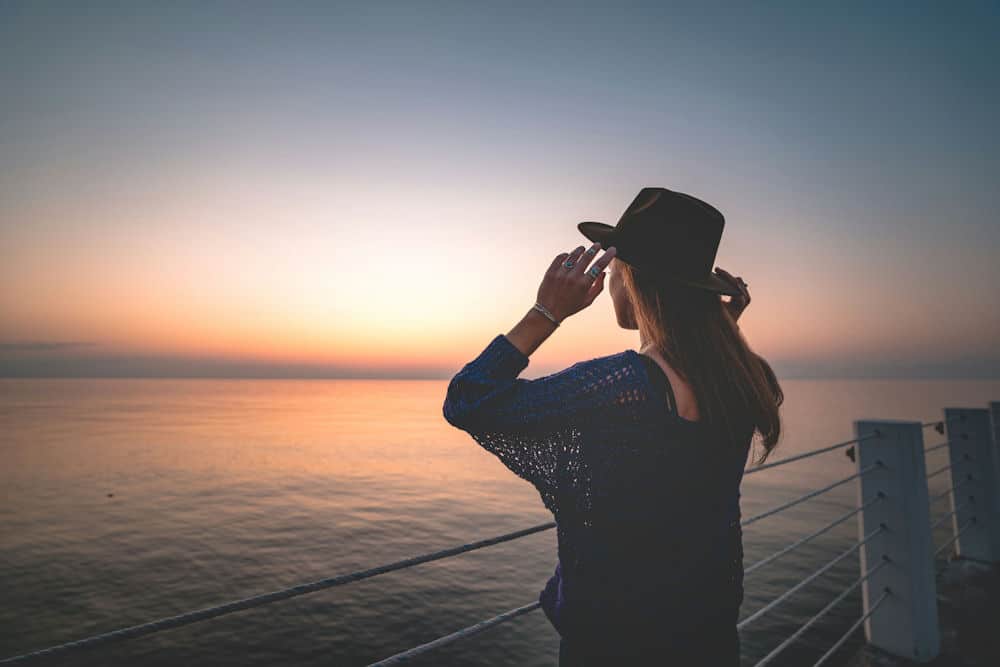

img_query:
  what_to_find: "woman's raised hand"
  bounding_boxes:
[714,267,751,322]
[537,243,617,324]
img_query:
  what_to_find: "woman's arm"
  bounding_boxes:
[444,241,616,432]
[442,330,638,501]
[442,242,622,497]
[442,331,630,435]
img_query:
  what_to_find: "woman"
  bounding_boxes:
[442,187,783,665]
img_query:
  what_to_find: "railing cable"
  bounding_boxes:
[752,559,889,667]
[744,432,881,475]
[0,522,555,665]
[930,501,971,531]
[725,415,950,477]
[924,441,948,454]
[930,476,974,505]
[928,487,949,505]
[921,414,965,430]
[745,496,882,576]
[737,526,884,631]
[812,590,891,667]
[935,518,976,558]
[741,465,879,528]
[367,601,541,667]
[926,463,952,480]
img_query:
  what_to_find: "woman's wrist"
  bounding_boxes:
[531,302,561,326]
[506,306,558,357]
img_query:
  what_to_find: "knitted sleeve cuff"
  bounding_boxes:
[463,333,530,379]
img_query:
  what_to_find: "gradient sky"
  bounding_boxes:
[2,1,998,378]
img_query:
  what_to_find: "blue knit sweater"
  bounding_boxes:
[442,333,750,650]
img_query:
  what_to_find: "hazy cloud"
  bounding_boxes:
[0,341,97,352]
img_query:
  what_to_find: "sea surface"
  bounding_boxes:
[2,377,999,666]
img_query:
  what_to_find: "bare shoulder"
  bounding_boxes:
[638,349,701,422]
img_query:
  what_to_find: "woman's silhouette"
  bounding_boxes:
[443,188,783,665]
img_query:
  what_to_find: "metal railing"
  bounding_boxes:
[3,405,998,666]
[925,407,998,568]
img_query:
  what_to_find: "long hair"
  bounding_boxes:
[620,262,783,464]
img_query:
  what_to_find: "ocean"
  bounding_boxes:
[2,377,998,666]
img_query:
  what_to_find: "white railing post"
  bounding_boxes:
[945,407,1000,561]
[855,420,939,662]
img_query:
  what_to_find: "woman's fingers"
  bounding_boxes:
[548,251,571,274]
[715,267,745,288]
[714,266,739,287]
[567,245,587,263]
[572,242,602,276]
[715,267,750,299]
[584,270,605,304]
[585,245,616,277]
[714,267,752,322]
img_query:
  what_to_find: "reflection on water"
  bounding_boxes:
[1,378,998,666]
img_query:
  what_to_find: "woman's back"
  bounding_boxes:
[547,354,750,658]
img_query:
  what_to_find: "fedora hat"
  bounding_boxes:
[577,187,741,297]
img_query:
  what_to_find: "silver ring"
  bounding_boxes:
[564,259,575,269]
[586,265,601,279]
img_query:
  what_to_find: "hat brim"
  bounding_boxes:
[576,220,742,297]
[577,221,618,247]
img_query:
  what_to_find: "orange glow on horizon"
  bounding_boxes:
[2,160,995,377]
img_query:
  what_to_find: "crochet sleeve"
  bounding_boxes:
[442,333,644,507]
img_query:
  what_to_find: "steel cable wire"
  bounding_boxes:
[812,590,891,667]
[752,559,889,667]
[745,496,882,576]
[744,432,882,475]
[741,466,879,528]
[930,501,971,531]
[367,601,541,666]
[0,522,556,665]
[935,518,976,558]
[737,527,884,631]
[926,463,952,480]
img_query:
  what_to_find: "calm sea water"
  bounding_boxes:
[2,377,999,666]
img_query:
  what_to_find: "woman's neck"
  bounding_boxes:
[638,329,656,355]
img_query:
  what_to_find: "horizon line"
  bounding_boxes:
[2,372,999,381]
[3,353,999,382]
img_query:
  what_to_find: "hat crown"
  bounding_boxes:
[612,187,725,280]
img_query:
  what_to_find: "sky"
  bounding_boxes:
[1,1,998,379]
